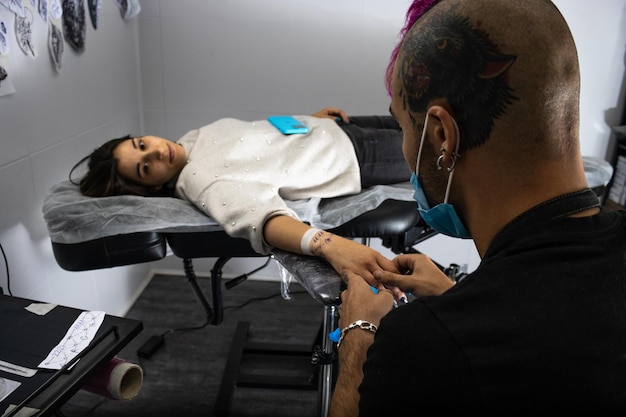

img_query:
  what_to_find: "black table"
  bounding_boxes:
[0,294,143,416]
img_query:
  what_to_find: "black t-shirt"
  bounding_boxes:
[359,190,626,415]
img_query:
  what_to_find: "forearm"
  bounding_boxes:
[263,215,315,254]
[263,215,398,288]
[329,331,374,417]
[264,214,342,256]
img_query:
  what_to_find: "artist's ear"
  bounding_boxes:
[426,105,459,171]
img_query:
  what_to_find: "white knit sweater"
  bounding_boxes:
[175,116,361,254]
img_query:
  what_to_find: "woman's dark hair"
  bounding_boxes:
[69,135,177,197]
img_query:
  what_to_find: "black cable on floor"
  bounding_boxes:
[224,289,306,311]
[159,289,307,337]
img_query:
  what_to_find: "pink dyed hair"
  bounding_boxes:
[385,0,439,97]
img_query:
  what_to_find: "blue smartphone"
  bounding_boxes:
[268,115,309,135]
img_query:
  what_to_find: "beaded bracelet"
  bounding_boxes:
[337,320,377,349]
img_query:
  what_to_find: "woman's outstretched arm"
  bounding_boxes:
[263,215,400,286]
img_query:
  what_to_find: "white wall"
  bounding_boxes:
[557,0,626,157]
[0,0,624,316]
[0,0,151,315]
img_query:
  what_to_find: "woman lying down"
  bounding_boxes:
[71,107,412,291]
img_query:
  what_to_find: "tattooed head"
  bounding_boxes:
[385,0,440,99]
[391,0,580,157]
[396,4,517,151]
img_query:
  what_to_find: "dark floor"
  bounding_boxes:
[60,272,326,417]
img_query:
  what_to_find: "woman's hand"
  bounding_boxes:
[373,253,455,297]
[311,106,350,123]
[312,233,404,293]
[263,216,407,299]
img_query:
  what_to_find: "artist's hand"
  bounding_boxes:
[329,272,394,417]
[338,271,395,329]
[374,253,455,297]
[311,106,350,123]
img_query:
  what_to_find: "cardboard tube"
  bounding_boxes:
[83,357,143,400]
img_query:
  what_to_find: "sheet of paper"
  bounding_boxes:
[38,311,105,370]
[24,303,56,316]
[0,377,20,402]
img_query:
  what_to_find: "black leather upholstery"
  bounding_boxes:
[50,200,423,271]
[51,232,166,271]
[328,199,418,237]
[166,230,260,259]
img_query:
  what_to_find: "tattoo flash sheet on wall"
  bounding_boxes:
[0,0,26,18]
[87,0,100,29]
[0,15,9,55]
[62,0,86,53]
[15,5,36,58]
[112,0,140,20]
[48,18,63,72]
[0,56,16,97]
[38,0,48,23]
[0,11,14,96]
[49,0,62,20]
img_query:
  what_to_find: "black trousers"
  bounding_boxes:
[339,116,412,188]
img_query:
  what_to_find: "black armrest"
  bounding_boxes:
[328,199,435,253]
[272,249,342,306]
[165,231,261,259]
[327,199,419,237]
